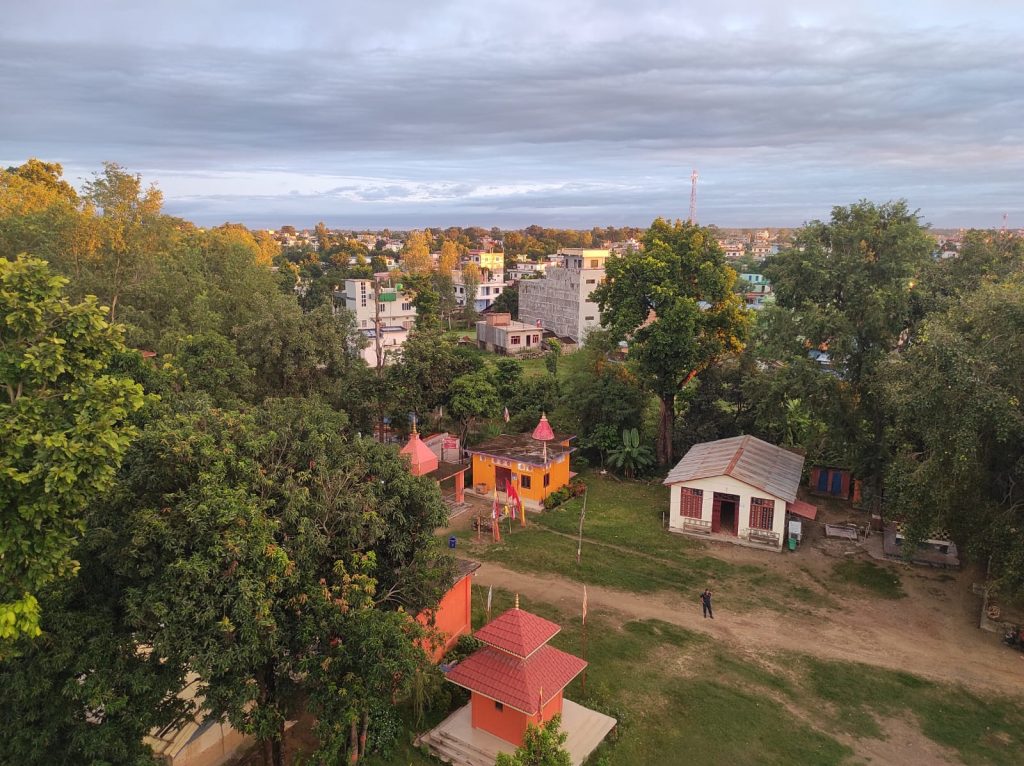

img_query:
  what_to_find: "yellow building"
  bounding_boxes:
[468,250,505,272]
[467,415,574,511]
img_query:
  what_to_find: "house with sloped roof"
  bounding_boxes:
[663,435,818,550]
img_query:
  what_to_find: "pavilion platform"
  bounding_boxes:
[417,699,616,766]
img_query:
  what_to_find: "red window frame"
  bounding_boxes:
[750,498,775,530]
[679,487,703,518]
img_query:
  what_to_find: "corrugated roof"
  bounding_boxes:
[445,645,587,715]
[663,435,804,503]
[474,607,560,658]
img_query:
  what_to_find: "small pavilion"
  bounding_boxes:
[419,598,615,764]
[401,423,468,504]
[467,414,574,511]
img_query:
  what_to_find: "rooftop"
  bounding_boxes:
[663,434,804,503]
[475,606,561,657]
[445,644,586,714]
[468,432,573,466]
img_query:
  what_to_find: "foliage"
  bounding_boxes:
[542,480,587,510]
[1,256,145,641]
[491,281,519,318]
[461,262,481,326]
[494,714,572,766]
[593,218,749,464]
[606,428,655,478]
[882,279,1024,595]
[544,338,561,377]
[763,200,933,504]
[449,369,501,444]
[400,230,432,276]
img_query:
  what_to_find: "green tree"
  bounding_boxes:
[883,279,1024,596]
[1,256,145,641]
[763,199,933,510]
[544,338,561,378]
[494,714,572,766]
[449,369,500,444]
[593,218,749,464]
[461,263,482,327]
[106,398,451,766]
[491,282,519,318]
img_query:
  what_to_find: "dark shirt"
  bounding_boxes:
[700,592,712,607]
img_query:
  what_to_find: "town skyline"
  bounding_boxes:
[3,0,1022,228]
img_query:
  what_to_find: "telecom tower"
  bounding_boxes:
[689,169,699,224]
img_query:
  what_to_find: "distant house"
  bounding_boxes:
[739,272,773,310]
[663,435,817,551]
[476,313,543,355]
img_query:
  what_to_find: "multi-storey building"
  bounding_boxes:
[739,273,774,310]
[343,278,417,365]
[452,269,506,311]
[465,250,505,272]
[518,248,609,342]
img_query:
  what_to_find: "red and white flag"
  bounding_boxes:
[503,406,510,423]
[582,585,588,626]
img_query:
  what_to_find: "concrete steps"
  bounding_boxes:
[418,729,495,766]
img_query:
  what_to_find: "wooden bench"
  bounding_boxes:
[681,517,712,535]
[744,528,780,546]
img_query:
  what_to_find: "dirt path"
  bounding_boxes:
[472,561,1024,696]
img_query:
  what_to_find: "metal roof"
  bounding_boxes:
[663,435,805,503]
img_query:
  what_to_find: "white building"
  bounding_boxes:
[453,269,506,311]
[663,435,817,551]
[343,278,417,365]
[739,273,774,310]
[476,313,543,355]
[506,260,550,282]
[518,248,609,342]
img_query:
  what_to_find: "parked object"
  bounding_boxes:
[1004,625,1024,651]
[825,524,859,540]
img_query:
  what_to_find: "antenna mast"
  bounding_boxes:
[688,169,699,224]
[1001,212,1008,233]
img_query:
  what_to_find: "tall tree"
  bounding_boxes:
[401,231,432,276]
[461,263,482,327]
[763,199,933,509]
[437,239,460,277]
[1,256,145,641]
[593,218,749,464]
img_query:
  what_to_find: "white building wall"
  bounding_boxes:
[344,279,417,330]
[666,475,787,550]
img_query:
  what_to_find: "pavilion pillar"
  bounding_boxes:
[455,472,465,503]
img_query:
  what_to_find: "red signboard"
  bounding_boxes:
[443,437,458,450]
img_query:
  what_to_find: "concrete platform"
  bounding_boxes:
[417,699,616,766]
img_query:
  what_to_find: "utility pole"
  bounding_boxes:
[374,276,386,442]
[689,169,699,224]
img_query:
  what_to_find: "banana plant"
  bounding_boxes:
[606,427,655,478]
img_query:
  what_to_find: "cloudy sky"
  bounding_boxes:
[2,1,1021,229]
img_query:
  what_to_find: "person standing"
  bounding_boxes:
[700,589,714,619]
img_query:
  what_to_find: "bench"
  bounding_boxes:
[744,528,780,546]
[681,517,712,535]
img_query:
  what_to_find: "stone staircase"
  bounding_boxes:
[416,727,503,766]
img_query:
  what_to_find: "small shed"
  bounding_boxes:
[663,435,817,551]
[809,465,852,500]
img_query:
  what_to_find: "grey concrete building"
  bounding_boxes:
[518,249,609,342]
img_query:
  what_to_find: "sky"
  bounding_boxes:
[2,0,1022,229]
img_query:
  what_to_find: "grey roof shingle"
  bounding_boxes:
[662,435,804,502]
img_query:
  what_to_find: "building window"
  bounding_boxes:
[378,303,386,312]
[584,316,594,321]
[590,259,599,268]
[750,498,775,530]
[586,279,596,284]
[494,701,504,712]
[402,302,412,311]
[521,475,532,489]
[679,487,703,518]
[543,473,550,487]
[510,335,521,345]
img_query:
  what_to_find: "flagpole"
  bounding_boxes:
[581,585,588,695]
[576,487,587,566]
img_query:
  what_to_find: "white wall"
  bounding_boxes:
[667,475,786,549]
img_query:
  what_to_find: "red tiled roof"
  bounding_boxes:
[787,499,818,520]
[446,645,587,714]
[475,608,560,658]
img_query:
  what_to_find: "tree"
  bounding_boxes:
[593,218,749,465]
[461,263,481,327]
[438,240,460,277]
[401,231,432,276]
[883,279,1024,596]
[544,338,561,378]
[1,256,145,641]
[763,199,933,510]
[449,370,500,444]
[491,282,519,318]
[105,398,451,766]
[607,427,655,478]
[494,715,571,766]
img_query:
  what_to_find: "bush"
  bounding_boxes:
[542,480,587,510]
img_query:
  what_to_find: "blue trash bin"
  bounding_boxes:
[448,536,457,549]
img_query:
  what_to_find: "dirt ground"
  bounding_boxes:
[469,543,1024,697]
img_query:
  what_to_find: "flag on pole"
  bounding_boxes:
[503,406,510,423]
[486,585,493,620]
[582,585,588,626]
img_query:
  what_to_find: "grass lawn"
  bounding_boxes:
[830,559,906,600]
[459,473,836,614]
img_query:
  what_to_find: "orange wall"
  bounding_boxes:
[417,575,473,662]
[471,453,571,505]
[470,689,565,747]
